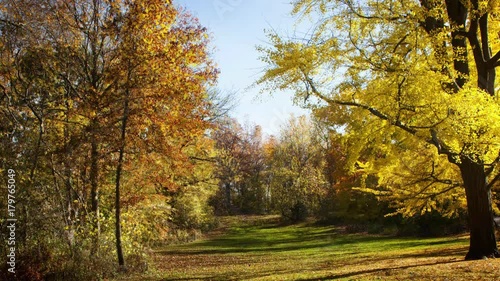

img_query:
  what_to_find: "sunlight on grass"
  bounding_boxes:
[114,216,500,281]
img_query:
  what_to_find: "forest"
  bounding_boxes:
[1,0,500,280]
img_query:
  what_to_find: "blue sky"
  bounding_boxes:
[174,0,309,136]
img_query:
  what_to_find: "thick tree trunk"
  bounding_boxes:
[459,158,499,260]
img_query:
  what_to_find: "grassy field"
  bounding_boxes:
[115,216,500,280]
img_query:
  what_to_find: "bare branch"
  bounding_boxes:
[302,72,417,135]
[0,18,24,28]
[342,0,405,22]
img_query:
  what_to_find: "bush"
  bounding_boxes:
[125,253,148,273]
[0,245,49,281]
[278,200,311,223]
[397,211,467,237]
[0,240,118,281]
[291,201,308,222]
[171,185,217,231]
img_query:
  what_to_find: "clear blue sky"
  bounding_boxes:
[174,0,309,136]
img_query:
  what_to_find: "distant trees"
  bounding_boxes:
[209,111,472,238]
[211,117,266,214]
[210,114,385,224]
[264,116,329,222]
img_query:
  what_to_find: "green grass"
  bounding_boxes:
[115,216,500,280]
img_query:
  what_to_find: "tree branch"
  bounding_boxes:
[0,18,24,28]
[300,71,462,164]
[343,0,405,22]
[302,72,417,134]
[488,172,500,190]
[189,156,216,163]
[467,0,486,70]
[487,50,500,68]
[485,152,500,176]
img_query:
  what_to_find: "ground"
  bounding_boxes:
[114,215,500,280]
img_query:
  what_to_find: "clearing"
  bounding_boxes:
[115,216,500,280]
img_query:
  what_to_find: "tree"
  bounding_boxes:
[108,0,218,267]
[211,117,244,214]
[0,0,218,275]
[258,0,500,259]
[264,115,329,222]
[234,123,266,213]
[212,118,267,214]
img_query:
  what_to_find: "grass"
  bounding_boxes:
[114,215,500,280]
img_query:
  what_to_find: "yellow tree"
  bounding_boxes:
[258,0,500,259]
[265,115,329,222]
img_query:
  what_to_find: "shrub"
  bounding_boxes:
[290,201,309,222]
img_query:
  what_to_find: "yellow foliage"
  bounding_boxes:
[257,0,500,217]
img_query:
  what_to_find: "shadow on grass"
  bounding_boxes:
[159,233,466,257]
[160,268,294,281]
[157,218,466,255]
[153,217,469,281]
[159,254,468,281]
[297,258,466,281]
[156,223,360,255]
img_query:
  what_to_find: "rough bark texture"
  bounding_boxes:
[459,158,499,260]
[445,0,469,88]
[445,0,499,259]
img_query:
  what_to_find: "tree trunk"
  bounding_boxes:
[64,100,76,249]
[114,85,130,268]
[459,158,499,260]
[115,142,125,267]
[224,182,232,214]
[90,127,100,256]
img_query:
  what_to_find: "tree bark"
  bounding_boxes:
[445,0,468,89]
[225,182,232,214]
[445,0,498,260]
[114,83,130,268]
[459,157,499,260]
[90,123,100,256]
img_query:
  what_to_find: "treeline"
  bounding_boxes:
[210,114,468,235]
